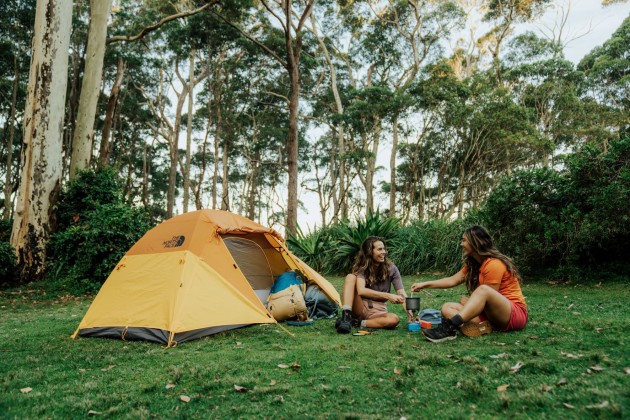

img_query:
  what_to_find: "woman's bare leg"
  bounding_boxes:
[365,313,400,329]
[457,285,512,328]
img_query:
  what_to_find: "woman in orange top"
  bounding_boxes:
[410,225,528,343]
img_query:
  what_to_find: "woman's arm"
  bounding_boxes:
[410,270,465,292]
[356,277,405,304]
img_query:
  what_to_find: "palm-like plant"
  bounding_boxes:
[287,225,333,273]
[328,209,401,274]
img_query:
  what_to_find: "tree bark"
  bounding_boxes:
[11,0,72,282]
[98,57,125,169]
[70,0,113,178]
[183,50,195,213]
[389,113,399,217]
[4,56,19,219]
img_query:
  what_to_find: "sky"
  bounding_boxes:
[295,0,630,232]
[526,1,630,64]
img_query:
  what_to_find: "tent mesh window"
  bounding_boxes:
[222,236,276,303]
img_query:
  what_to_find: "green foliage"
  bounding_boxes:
[0,241,16,285]
[286,225,331,273]
[47,204,152,295]
[390,218,472,275]
[289,210,400,275]
[47,170,153,295]
[0,219,16,286]
[56,168,124,230]
[481,136,630,280]
[329,210,401,274]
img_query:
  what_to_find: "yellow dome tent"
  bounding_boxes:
[72,209,340,346]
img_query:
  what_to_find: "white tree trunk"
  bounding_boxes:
[70,0,113,178]
[11,0,72,281]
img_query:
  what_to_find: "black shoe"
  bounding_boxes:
[335,310,353,334]
[422,318,457,343]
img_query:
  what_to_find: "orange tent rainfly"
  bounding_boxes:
[72,209,340,346]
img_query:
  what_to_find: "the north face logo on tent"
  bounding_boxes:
[163,235,185,248]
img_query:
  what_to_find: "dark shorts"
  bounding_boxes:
[480,301,528,331]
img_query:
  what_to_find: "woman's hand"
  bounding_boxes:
[410,282,429,292]
[388,294,405,304]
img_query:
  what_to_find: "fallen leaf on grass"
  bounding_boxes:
[101,365,115,372]
[541,385,553,392]
[497,384,509,392]
[393,368,402,375]
[563,403,574,409]
[165,382,176,389]
[625,367,630,375]
[557,378,568,386]
[490,353,507,359]
[179,395,191,403]
[509,361,524,373]
[561,351,581,359]
[87,410,101,415]
[234,385,248,393]
[588,364,604,373]
[567,303,575,309]
[493,342,506,346]
[290,362,301,371]
[338,366,351,369]
[20,387,32,394]
[270,380,277,386]
[277,364,290,369]
[586,401,609,409]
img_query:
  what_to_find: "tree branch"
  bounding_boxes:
[107,1,219,44]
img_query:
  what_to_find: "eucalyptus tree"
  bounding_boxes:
[578,16,629,146]
[0,0,35,220]
[361,0,464,216]
[11,0,73,281]
[69,0,114,179]
[503,32,583,166]
[214,0,316,235]
[476,0,552,83]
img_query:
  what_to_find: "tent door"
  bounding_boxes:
[222,237,274,303]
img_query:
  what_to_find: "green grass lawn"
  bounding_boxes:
[1,277,628,419]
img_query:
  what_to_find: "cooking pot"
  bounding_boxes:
[406,297,420,311]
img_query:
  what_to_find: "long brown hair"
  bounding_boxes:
[352,236,391,286]
[463,225,522,293]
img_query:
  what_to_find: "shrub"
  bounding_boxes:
[0,241,17,286]
[47,204,153,295]
[0,219,16,286]
[56,167,124,230]
[46,169,153,295]
[480,136,630,280]
[287,225,333,273]
[481,167,572,274]
[326,210,401,274]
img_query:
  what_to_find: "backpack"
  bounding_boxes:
[304,284,339,320]
[267,271,308,322]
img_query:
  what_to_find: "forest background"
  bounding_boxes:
[0,0,628,292]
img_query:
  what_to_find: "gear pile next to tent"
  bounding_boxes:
[72,209,340,346]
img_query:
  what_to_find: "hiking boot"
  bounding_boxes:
[422,317,457,343]
[335,310,353,334]
[460,321,493,337]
